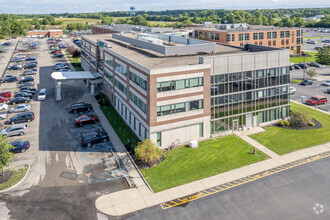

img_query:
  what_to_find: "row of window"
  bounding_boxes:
[129,91,147,113]
[104,69,113,83]
[115,61,127,76]
[115,79,127,95]
[130,72,147,91]
[253,32,264,40]
[267,32,278,39]
[280,31,291,38]
[297,37,304,44]
[157,100,203,116]
[296,30,303,37]
[239,33,250,41]
[104,55,113,67]
[157,77,204,92]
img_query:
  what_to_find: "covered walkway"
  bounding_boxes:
[51,71,103,100]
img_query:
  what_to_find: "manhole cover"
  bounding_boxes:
[60,171,78,180]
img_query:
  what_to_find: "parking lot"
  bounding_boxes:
[0,38,128,219]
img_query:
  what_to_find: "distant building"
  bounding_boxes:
[193,24,303,54]
[303,15,325,22]
[27,30,63,38]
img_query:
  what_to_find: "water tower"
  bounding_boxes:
[130,6,136,17]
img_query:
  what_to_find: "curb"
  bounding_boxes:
[0,164,30,193]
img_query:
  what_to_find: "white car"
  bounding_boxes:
[8,104,31,113]
[16,54,26,58]
[321,80,330,86]
[38,88,47,101]
[0,103,8,111]
[290,86,296,94]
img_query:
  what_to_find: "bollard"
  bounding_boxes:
[253,147,257,155]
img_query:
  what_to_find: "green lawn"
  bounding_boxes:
[0,166,28,191]
[291,79,303,84]
[250,102,330,155]
[141,135,267,192]
[65,50,84,71]
[290,51,317,63]
[100,105,140,150]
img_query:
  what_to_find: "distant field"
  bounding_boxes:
[20,17,101,24]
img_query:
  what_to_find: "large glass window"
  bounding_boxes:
[239,34,244,41]
[104,55,113,67]
[258,32,264,40]
[157,132,161,146]
[157,77,203,92]
[129,91,147,113]
[157,100,203,116]
[130,71,147,91]
[104,69,113,83]
[115,61,127,77]
[115,79,127,95]
[199,123,204,137]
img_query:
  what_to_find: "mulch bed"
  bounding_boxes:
[0,171,13,184]
[274,119,322,130]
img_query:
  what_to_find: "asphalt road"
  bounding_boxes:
[126,156,330,220]
[0,38,127,219]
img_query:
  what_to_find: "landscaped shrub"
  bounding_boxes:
[283,120,290,127]
[308,121,315,126]
[135,139,165,166]
[277,120,285,126]
[95,93,109,106]
[288,111,313,127]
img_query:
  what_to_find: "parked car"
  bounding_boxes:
[18,47,27,52]
[26,57,37,61]
[9,97,30,105]
[289,65,294,70]
[0,91,12,98]
[308,62,321,68]
[300,79,313,86]
[322,39,330,43]
[22,69,37,76]
[55,65,69,70]
[81,129,109,147]
[18,82,34,88]
[3,42,11,46]
[9,140,30,153]
[8,104,31,113]
[16,54,26,58]
[20,87,36,93]
[0,111,7,120]
[0,103,8,111]
[7,112,34,124]
[55,63,67,67]
[297,63,307,69]
[75,114,99,127]
[9,64,22,70]
[307,40,317,44]
[315,46,323,50]
[18,76,34,84]
[69,102,93,113]
[306,96,328,105]
[0,123,28,136]
[327,88,330,94]
[289,86,296,94]
[2,75,18,83]
[13,57,24,62]
[53,53,64,58]
[51,50,61,54]
[0,50,4,53]
[293,64,300,69]
[0,97,9,103]
[321,80,330,86]
[14,92,33,98]
[59,69,71,72]
[24,63,37,69]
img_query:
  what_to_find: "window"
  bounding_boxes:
[239,34,244,41]
[157,77,203,92]
[90,45,96,54]
[125,108,127,120]
[259,32,264,40]
[115,61,127,76]
[286,39,289,45]
[104,69,113,83]
[199,123,204,137]
[268,41,271,46]
[104,55,113,67]
[267,32,272,39]
[215,33,220,41]
[115,79,127,95]
[157,100,203,116]
[91,57,96,67]
[273,40,276,46]
[134,118,136,130]
[272,32,277,38]
[226,34,231,42]
[130,71,147,91]
[129,113,131,125]
[129,91,147,113]
[253,33,258,40]
[244,33,250,41]
[285,31,290,38]
[280,31,285,38]
[139,123,141,137]
[157,132,161,147]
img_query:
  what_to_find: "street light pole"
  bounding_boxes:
[302,52,306,80]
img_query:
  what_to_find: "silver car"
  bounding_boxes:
[8,104,31,113]
[0,123,28,136]
[321,80,330,86]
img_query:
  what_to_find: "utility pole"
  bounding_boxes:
[302,52,306,80]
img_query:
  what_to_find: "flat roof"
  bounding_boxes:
[51,71,95,80]
[195,26,301,33]
[83,34,246,69]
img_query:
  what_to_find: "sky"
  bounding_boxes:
[0,0,329,14]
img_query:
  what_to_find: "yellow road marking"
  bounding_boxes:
[160,151,330,210]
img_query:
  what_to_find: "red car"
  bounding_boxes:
[0,91,12,98]
[75,114,99,126]
[18,48,27,52]
[0,97,9,103]
[306,95,328,105]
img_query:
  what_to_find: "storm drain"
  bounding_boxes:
[60,171,78,180]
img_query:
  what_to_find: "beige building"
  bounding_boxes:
[27,30,63,38]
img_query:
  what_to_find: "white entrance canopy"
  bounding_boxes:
[51,71,103,100]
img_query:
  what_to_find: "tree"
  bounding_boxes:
[72,49,81,62]
[101,16,114,25]
[306,68,318,78]
[0,135,14,176]
[315,46,330,65]
[67,46,75,55]
[198,34,205,40]
[134,139,164,165]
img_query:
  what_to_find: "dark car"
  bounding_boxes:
[9,97,30,105]
[305,95,328,105]
[297,63,307,69]
[0,50,4,53]
[26,57,37,61]
[27,61,38,65]
[75,114,99,127]
[7,112,34,124]
[9,140,30,153]
[20,87,36,93]
[3,42,11,46]
[69,102,93,113]
[53,53,64,58]
[18,82,35,88]
[289,65,294,70]
[14,92,33,98]
[2,75,18,83]
[300,79,313,86]
[24,63,37,69]
[81,129,109,147]
[13,57,24,62]
[20,88,36,95]
[293,64,300,69]
[308,62,321,68]
[18,76,34,84]
[9,64,22,70]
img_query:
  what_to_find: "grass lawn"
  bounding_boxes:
[141,135,267,192]
[291,79,303,84]
[0,166,28,191]
[250,102,330,155]
[65,50,84,71]
[55,18,101,24]
[100,105,140,149]
[290,51,317,63]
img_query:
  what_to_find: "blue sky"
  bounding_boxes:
[0,0,329,14]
